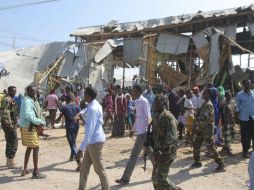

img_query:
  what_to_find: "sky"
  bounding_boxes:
[0,0,254,52]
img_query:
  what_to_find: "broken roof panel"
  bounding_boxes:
[123,38,143,62]
[156,33,190,55]
[71,26,103,36]
[209,33,220,75]
[193,30,209,49]
[94,39,123,63]
[70,4,254,37]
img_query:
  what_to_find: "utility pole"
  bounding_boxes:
[122,61,126,88]
[12,36,15,49]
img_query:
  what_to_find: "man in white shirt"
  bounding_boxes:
[115,84,151,185]
[76,87,109,190]
[191,86,202,111]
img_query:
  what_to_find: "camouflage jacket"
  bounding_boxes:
[198,100,214,128]
[1,95,18,126]
[152,109,178,152]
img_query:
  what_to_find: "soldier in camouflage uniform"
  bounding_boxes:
[152,94,182,190]
[1,86,18,168]
[191,88,225,172]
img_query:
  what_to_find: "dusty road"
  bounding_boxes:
[0,126,250,190]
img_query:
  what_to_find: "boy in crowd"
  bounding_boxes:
[220,91,236,156]
[56,95,81,170]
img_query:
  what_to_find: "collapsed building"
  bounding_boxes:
[0,4,254,102]
[69,3,254,93]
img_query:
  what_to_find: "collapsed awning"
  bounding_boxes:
[94,39,123,63]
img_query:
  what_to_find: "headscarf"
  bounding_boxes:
[217,86,225,103]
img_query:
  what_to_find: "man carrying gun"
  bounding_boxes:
[151,94,183,190]
[115,84,151,185]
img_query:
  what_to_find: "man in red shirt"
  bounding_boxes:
[45,89,58,128]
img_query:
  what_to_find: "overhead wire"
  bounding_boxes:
[0,41,20,49]
[0,33,52,50]
[0,0,61,11]
[0,34,52,43]
[0,0,64,50]
[0,42,12,48]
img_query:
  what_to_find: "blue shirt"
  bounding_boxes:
[236,90,254,121]
[20,96,46,127]
[16,95,23,113]
[127,100,135,114]
[143,91,155,107]
[79,99,105,151]
[13,96,18,104]
[61,103,80,129]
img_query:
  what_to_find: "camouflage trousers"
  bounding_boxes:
[193,128,224,165]
[152,158,180,190]
[2,124,18,159]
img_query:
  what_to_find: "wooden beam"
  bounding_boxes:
[223,34,254,55]
[38,54,64,85]
[145,36,157,86]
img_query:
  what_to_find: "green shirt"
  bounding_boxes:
[0,95,18,126]
[152,109,178,150]
[199,100,214,128]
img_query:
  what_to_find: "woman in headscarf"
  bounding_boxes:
[217,86,225,104]
[209,87,222,146]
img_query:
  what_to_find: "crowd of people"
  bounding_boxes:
[1,79,254,189]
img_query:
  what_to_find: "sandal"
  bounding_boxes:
[32,171,46,179]
[21,170,29,177]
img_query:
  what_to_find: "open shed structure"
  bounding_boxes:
[70,4,254,90]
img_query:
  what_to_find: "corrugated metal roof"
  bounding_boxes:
[70,4,254,37]
[0,42,75,92]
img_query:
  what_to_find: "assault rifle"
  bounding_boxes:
[143,121,153,172]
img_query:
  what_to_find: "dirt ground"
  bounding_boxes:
[0,126,251,190]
